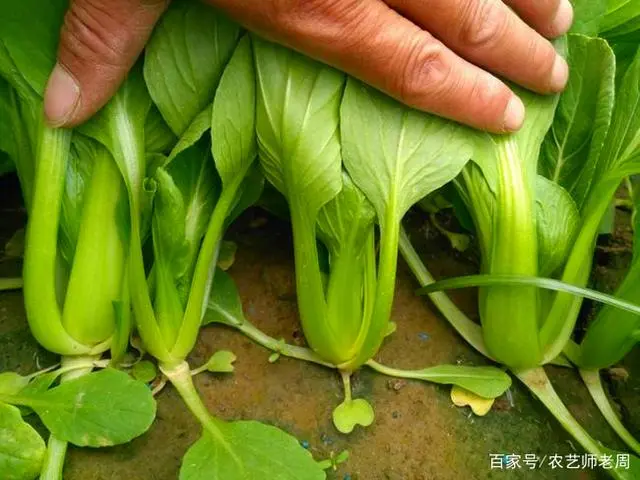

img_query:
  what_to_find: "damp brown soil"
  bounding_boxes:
[0,175,638,480]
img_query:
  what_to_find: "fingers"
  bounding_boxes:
[504,0,573,38]
[210,0,524,132]
[44,0,168,127]
[385,0,569,94]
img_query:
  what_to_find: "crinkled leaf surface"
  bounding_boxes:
[144,0,240,135]
[180,421,325,480]
[0,403,45,480]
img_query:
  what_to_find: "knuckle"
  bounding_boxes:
[469,75,507,114]
[393,36,451,105]
[527,38,557,79]
[60,0,127,69]
[458,0,509,48]
[268,0,368,40]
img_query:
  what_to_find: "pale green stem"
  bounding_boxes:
[230,319,334,368]
[172,183,239,361]
[160,362,240,465]
[516,367,634,480]
[23,125,89,355]
[39,436,67,480]
[0,278,23,291]
[580,369,640,456]
[340,370,352,403]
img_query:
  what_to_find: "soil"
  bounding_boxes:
[0,174,638,480]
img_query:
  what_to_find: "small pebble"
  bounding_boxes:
[320,433,334,446]
[392,411,400,419]
[386,379,407,392]
[417,332,430,341]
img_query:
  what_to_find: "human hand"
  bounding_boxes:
[44,0,572,133]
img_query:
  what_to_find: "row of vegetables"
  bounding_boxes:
[0,0,639,479]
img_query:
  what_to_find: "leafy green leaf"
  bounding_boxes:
[450,385,496,416]
[211,35,257,189]
[402,365,511,399]
[316,172,376,258]
[146,105,178,154]
[332,399,375,434]
[217,241,237,271]
[0,78,37,209]
[254,36,344,216]
[340,78,474,367]
[341,79,473,227]
[0,403,45,480]
[0,150,14,177]
[596,46,640,181]
[600,0,640,40]
[157,138,219,310]
[180,421,326,480]
[131,361,158,384]
[24,369,156,447]
[201,351,236,373]
[0,0,66,97]
[540,35,616,210]
[535,177,581,277]
[204,269,245,327]
[0,373,29,396]
[253,36,344,362]
[570,0,607,35]
[144,0,240,135]
[168,105,213,163]
[20,372,58,398]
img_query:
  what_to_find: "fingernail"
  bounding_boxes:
[503,95,525,132]
[44,63,80,127]
[549,55,569,92]
[551,0,574,37]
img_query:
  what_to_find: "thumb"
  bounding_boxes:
[44,0,168,127]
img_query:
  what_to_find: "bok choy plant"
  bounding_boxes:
[403,32,640,478]
[93,3,326,477]
[570,191,640,456]
[202,34,511,435]
[0,2,156,479]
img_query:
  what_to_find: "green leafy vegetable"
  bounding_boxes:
[180,422,325,480]
[1,369,156,447]
[0,403,45,480]
[144,0,241,135]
